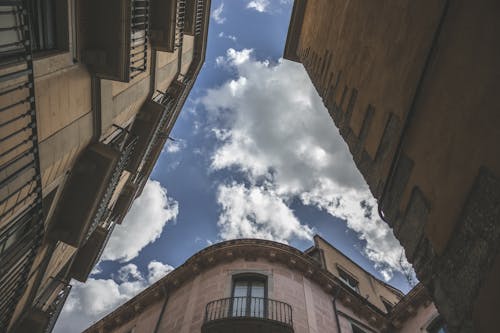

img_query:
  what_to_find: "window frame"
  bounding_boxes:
[336,265,360,293]
[230,273,268,318]
[380,296,393,313]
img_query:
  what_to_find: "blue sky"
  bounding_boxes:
[55,1,414,331]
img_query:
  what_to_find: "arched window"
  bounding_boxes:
[231,274,267,318]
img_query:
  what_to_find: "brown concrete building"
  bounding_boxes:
[284,1,500,331]
[83,236,446,333]
[0,0,210,331]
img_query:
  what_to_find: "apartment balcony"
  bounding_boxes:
[13,279,71,333]
[69,222,114,282]
[125,81,183,175]
[150,0,184,51]
[184,0,204,36]
[48,131,137,248]
[202,297,294,333]
[0,2,44,330]
[111,182,138,225]
[79,0,150,82]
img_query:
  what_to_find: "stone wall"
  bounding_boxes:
[285,0,500,330]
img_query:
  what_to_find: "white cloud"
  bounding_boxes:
[102,180,179,262]
[147,260,174,284]
[164,138,186,153]
[217,183,314,243]
[211,2,226,24]
[54,261,173,333]
[218,31,237,42]
[201,48,412,280]
[247,0,270,12]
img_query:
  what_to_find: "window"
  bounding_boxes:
[381,297,393,313]
[351,323,367,333]
[427,316,448,333]
[337,267,359,293]
[26,0,69,54]
[231,274,267,318]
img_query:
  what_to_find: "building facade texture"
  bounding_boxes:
[84,237,445,333]
[284,1,500,332]
[0,0,210,331]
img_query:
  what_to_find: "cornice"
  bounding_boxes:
[84,239,390,332]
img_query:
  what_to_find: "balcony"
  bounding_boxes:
[79,0,150,82]
[150,0,185,51]
[111,182,138,225]
[48,130,137,248]
[184,0,204,36]
[125,81,183,176]
[202,297,294,333]
[69,221,114,282]
[13,278,71,333]
[0,2,44,330]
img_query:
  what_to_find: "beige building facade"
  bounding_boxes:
[84,237,445,333]
[0,0,210,331]
[284,1,500,331]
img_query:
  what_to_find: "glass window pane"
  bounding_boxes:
[233,281,248,297]
[250,281,265,298]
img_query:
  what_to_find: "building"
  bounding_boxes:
[83,236,446,333]
[0,0,210,331]
[283,1,500,331]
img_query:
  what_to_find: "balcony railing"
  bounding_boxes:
[194,0,204,35]
[0,1,44,330]
[174,0,186,49]
[16,278,72,333]
[35,279,71,333]
[85,129,137,242]
[204,297,293,327]
[130,0,150,79]
[129,88,177,183]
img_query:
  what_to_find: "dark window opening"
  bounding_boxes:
[20,0,69,56]
[351,323,367,333]
[381,297,393,313]
[27,0,58,52]
[231,274,267,318]
[337,267,359,293]
[428,316,448,333]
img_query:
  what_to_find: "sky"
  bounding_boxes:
[54,1,414,331]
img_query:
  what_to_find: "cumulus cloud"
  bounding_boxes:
[102,180,179,262]
[247,0,270,12]
[217,183,314,243]
[54,261,173,333]
[211,2,226,24]
[201,48,411,280]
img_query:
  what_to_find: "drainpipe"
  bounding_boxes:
[153,286,169,333]
[332,287,341,333]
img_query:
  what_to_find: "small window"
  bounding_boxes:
[351,323,367,333]
[26,0,69,55]
[381,297,393,313]
[427,316,448,333]
[231,274,267,318]
[337,267,359,293]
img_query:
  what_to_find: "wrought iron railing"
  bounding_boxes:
[174,0,186,49]
[194,0,203,35]
[34,278,72,333]
[0,1,44,330]
[204,297,293,327]
[130,0,150,79]
[85,129,138,242]
[131,89,177,183]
